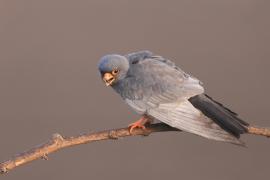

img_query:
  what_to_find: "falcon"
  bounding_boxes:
[98,51,249,145]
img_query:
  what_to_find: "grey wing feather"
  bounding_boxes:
[122,51,204,102]
[148,100,244,145]
[126,50,198,81]
[125,50,153,64]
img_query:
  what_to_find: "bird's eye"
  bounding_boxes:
[112,69,119,75]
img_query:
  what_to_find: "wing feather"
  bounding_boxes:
[120,56,204,102]
[148,101,244,145]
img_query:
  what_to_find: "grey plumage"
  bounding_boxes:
[98,50,249,145]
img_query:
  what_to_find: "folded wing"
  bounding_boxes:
[148,100,245,145]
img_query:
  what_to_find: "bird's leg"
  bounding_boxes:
[128,115,153,133]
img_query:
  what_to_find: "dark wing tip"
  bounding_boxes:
[189,94,249,138]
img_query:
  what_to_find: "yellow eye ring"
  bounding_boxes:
[112,69,119,75]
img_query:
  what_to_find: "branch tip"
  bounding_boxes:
[0,166,8,174]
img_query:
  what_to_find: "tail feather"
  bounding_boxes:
[188,94,249,138]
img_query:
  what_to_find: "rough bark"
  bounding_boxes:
[0,123,178,174]
[0,123,269,174]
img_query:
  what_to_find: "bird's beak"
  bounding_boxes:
[103,73,115,86]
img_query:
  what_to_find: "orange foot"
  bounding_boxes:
[128,116,152,133]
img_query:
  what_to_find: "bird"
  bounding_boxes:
[98,50,250,145]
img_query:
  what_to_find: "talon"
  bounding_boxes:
[128,116,151,133]
[129,123,146,133]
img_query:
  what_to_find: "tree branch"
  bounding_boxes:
[0,123,269,175]
[0,123,179,174]
[247,126,270,137]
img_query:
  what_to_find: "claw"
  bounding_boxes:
[128,116,151,133]
[129,122,146,133]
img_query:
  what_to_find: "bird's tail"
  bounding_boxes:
[189,94,270,139]
[189,94,249,138]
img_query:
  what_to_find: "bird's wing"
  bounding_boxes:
[126,50,193,78]
[120,51,244,145]
[148,100,244,145]
[121,52,204,104]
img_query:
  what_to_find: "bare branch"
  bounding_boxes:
[247,126,270,137]
[0,123,179,174]
[0,123,269,175]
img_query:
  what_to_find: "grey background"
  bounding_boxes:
[0,0,270,180]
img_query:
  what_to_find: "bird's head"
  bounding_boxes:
[98,54,130,86]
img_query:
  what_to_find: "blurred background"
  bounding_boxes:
[0,0,270,179]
